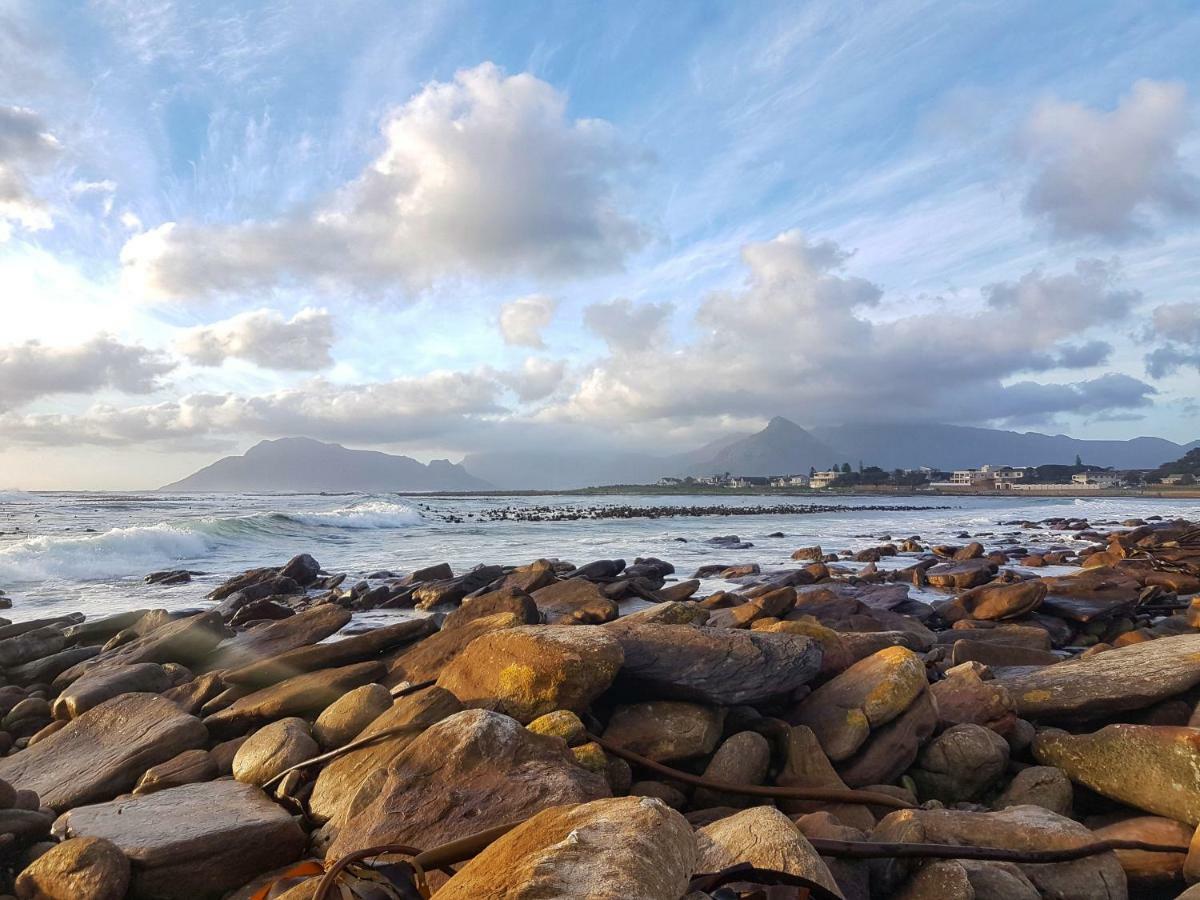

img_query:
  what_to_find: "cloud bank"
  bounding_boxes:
[0,105,61,240]
[120,62,645,302]
[0,336,174,411]
[177,308,334,370]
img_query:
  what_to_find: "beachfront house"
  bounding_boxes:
[1071,472,1123,488]
[771,474,810,487]
[728,475,770,488]
[949,469,995,487]
[810,470,841,489]
[657,476,684,486]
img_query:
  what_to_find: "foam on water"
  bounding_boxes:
[283,500,424,529]
[0,523,220,582]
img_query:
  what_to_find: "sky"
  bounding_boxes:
[1,0,1199,489]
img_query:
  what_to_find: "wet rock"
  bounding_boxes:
[205,603,350,672]
[412,565,504,609]
[308,686,462,825]
[57,611,228,686]
[836,689,938,789]
[939,580,1046,622]
[1091,815,1190,888]
[232,717,318,787]
[993,765,1074,816]
[870,805,1126,899]
[442,586,540,629]
[385,611,522,685]
[531,579,619,624]
[997,634,1200,720]
[495,558,559,595]
[222,617,433,688]
[910,724,1010,803]
[14,836,129,900]
[203,660,385,738]
[53,780,306,900]
[693,731,771,808]
[436,796,696,900]
[794,646,927,761]
[950,639,1060,668]
[602,700,724,762]
[1035,724,1200,823]
[61,610,150,647]
[925,559,996,589]
[1038,567,1141,623]
[0,627,66,669]
[696,806,844,899]
[611,624,821,706]
[52,663,172,720]
[6,646,100,687]
[132,749,217,796]
[311,683,391,750]
[278,553,321,586]
[0,693,207,812]
[436,625,622,723]
[329,709,609,861]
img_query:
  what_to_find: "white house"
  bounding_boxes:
[949,469,995,486]
[1071,472,1122,488]
[810,470,841,489]
[771,474,810,487]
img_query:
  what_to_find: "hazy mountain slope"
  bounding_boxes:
[162,437,493,491]
[810,423,1193,470]
[460,449,665,490]
[683,417,842,475]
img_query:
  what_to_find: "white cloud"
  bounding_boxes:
[583,297,673,352]
[120,62,645,302]
[1144,301,1200,377]
[177,307,335,370]
[498,356,567,402]
[0,369,502,447]
[0,335,175,411]
[553,231,1152,430]
[0,105,61,240]
[498,294,557,348]
[1019,80,1198,240]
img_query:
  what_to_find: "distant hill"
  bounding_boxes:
[810,423,1199,471]
[681,417,839,475]
[161,437,493,492]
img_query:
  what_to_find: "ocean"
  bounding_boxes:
[2,491,1199,622]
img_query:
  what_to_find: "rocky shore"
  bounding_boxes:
[0,516,1197,897]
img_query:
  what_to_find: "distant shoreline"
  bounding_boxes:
[386,484,1200,500]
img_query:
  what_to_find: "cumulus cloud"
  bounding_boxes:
[1019,80,1198,240]
[0,370,501,446]
[177,307,334,370]
[497,356,567,402]
[0,335,175,411]
[498,295,557,348]
[0,105,61,240]
[583,297,673,352]
[1144,301,1200,377]
[553,230,1153,430]
[121,63,645,302]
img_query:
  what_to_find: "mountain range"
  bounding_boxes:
[161,437,493,492]
[162,421,1200,491]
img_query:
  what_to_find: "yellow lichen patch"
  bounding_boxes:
[497,663,558,719]
[1023,689,1052,704]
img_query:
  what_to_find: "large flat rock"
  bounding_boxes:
[996,634,1200,720]
[53,780,305,900]
[204,603,350,672]
[328,708,609,861]
[0,692,207,811]
[610,624,822,706]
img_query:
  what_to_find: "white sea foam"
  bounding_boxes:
[285,500,423,529]
[0,523,219,582]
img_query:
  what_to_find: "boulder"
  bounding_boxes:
[328,709,609,861]
[232,717,318,787]
[6,645,100,686]
[929,665,1017,734]
[221,617,433,688]
[996,634,1200,720]
[940,580,1047,622]
[606,601,708,628]
[53,780,306,900]
[308,686,462,825]
[530,579,619,624]
[776,725,875,831]
[436,796,696,900]
[1034,724,1200,823]
[870,805,1126,899]
[204,603,350,672]
[693,731,772,809]
[442,587,540,629]
[695,806,844,899]
[14,836,130,900]
[836,689,938,788]
[794,646,927,761]
[1091,816,1190,888]
[202,661,385,738]
[311,683,391,749]
[56,611,228,686]
[993,765,1074,817]
[0,693,207,811]
[386,612,521,685]
[52,663,172,720]
[132,749,217,796]
[526,709,587,745]
[0,626,66,669]
[925,559,995,589]
[435,625,622,723]
[612,624,821,705]
[909,724,1010,803]
[602,701,724,762]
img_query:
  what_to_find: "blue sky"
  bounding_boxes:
[1,0,1199,487]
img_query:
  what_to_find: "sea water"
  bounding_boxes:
[2,491,1199,622]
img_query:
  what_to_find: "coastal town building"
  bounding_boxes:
[809,470,841,489]
[1162,474,1190,485]
[1071,472,1123,488]
[771,474,810,487]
